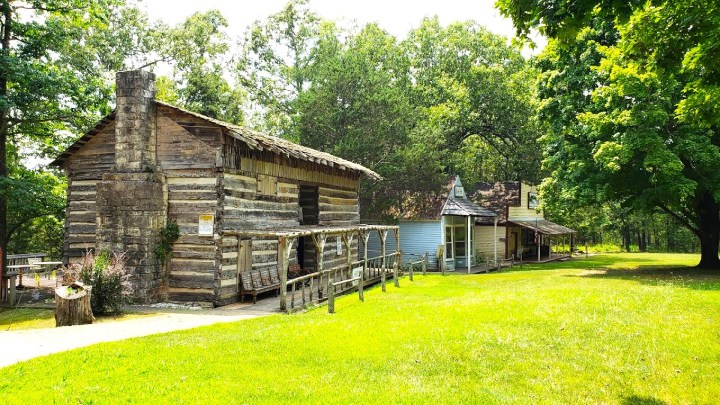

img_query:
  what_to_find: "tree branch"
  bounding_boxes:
[658,204,699,236]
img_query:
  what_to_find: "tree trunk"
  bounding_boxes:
[622,225,631,252]
[55,284,95,327]
[695,190,720,269]
[0,2,12,281]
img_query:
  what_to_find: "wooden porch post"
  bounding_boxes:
[493,217,498,268]
[312,233,326,299]
[467,215,471,274]
[380,229,388,292]
[342,232,354,297]
[393,228,400,288]
[538,233,541,262]
[361,231,370,301]
[278,236,291,312]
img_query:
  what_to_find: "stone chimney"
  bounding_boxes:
[95,70,168,303]
[114,70,157,172]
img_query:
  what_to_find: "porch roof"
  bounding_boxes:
[441,197,496,218]
[508,218,575,235]
[223,224,398,239]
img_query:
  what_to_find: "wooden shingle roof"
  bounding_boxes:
[51,101,381,180]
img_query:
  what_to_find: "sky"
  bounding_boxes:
[138,0,545,54]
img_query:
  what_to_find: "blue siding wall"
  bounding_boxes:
[364,221,442,269]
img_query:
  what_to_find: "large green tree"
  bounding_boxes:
[158,10,244,124]
[0,0,142,272]
[499,0,720,268]
[237,0,319,138]
[403,18,542,184]
[296,22,415,216]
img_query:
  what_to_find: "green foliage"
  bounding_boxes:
[1,254,718,402]
[404,18,542,184]
[0,0,156,272]
[507,0,720,267]
[66,250,131,315]
[237,0,319,138]
[2,167,65,256]
[160,10,245,124]
[239,5,541,217]
[154,220,180,267]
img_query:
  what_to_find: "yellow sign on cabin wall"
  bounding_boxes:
[198,214,215,236]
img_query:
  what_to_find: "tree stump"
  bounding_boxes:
[55,282,95,327]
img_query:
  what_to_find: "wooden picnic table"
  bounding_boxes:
[7,261,63,288]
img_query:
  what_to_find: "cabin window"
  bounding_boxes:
[528,192,539,209]
[453,226,466,258]
[257,174,278,196]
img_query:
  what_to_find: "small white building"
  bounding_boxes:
[366,176,497,272]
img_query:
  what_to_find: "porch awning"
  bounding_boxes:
[508,218,575,235]
[441,197,496,218]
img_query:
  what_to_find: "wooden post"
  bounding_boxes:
[393,228,400,288]
[9,275,16,305]
[538,233,541,262]
[380,229,387,292]
[393,253,399,288]
[438,244,446,276]
[328,278,335,314]
[361,231,369,302]
[422,252,427,276]
[493,217,498,268]
[312,233,326,299]
[409,262,414,281]
[467,215,471,274]
[278,236,293,312]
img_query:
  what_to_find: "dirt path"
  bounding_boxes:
[0,306,275,369]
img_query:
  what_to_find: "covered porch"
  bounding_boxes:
[440,197,497,274]
[507,218,575,262]
[225,224,400,313]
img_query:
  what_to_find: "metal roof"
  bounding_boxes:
[508,218,575,235]
[441,197,497,218]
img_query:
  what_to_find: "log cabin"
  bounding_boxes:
[51,70,390,306]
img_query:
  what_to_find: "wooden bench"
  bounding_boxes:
[240,267,281,304]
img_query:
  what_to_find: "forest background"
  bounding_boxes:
[1,0,708,265]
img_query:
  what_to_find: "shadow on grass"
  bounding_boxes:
[621,395,668,405]
[569,265,720,291]
[522,254,666,269]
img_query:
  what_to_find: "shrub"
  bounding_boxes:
[64,250,132,315]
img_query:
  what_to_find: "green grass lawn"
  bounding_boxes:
[1,253,718,404]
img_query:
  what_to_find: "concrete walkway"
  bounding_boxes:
[0,305,276,369]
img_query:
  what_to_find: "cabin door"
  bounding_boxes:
[237,239,252,295]
[298,185,319,271]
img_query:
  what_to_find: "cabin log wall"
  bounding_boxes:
[64,123,116,262]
